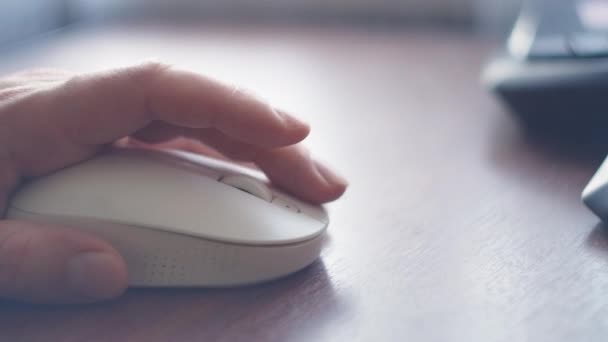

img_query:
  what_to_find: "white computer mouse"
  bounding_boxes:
[6,148,328,287]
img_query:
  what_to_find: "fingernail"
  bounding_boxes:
[67,252,126,300]
[276,110,309,129]
[314,159,349,188]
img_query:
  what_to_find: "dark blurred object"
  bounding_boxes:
[1,0,525,50]
[483,0,608,137]
[68,0,473,27]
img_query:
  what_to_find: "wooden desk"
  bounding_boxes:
[1,21,607,342]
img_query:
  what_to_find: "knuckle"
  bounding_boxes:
[126,61,172,83]
[62,61,172,92]
[0,86,34,101]
[122,61,172,117]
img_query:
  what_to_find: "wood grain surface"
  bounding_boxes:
[1,20,607,342]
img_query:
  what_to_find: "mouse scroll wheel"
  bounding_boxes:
[219,175,273,202]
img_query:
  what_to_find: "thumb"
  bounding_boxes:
[0,220,128,303]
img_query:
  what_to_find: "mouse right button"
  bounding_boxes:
[219,175,273,202]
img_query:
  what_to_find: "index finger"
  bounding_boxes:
[47,63,310,147]
[2,63,309,176]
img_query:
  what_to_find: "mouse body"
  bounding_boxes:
[6,148,328,287]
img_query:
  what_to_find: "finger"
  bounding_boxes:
[128,136,230,162]
[0,68,73,89]
[0,220,127,304]
[133,121,262,161]
[4,62,309,177]
[0,69,72,102]
[255,145,348,204]
[133,123,347,203]
[196,131,348,203]
[0,86,34,102]
[47,63,309,146]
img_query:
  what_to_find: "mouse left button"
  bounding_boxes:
[219,175,273,202]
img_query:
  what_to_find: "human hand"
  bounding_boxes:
[0,63,347,303]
